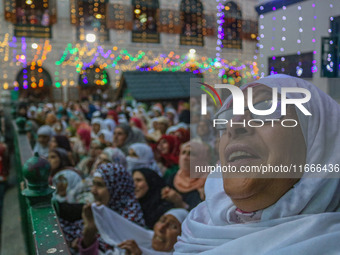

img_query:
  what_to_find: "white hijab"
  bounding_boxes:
[174,74,340,254]
[92,204,188,255]
[126,143,161,175]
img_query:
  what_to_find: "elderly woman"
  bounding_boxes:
[81,206,188,255]
[78,163,145,254]
[113,123,146,155]
[33,125,53,158]
[174,74,340,254]
[60,162,144,252]
[126,143,161,174]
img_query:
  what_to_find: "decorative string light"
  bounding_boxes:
[326,1,334,74]
[279,3,287,74]
[296,5,303,77]
[311,2,317,74]
[269,6,277,75]
[259,11,265,77]
[215,0,225,71]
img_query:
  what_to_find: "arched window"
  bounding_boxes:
[16,64,53,101]
[222,1,242,49]
[132,0,160,43]
[77,0,109,42]
[180,0,204,46]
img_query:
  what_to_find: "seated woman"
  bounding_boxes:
[155,135,181,180]
[49,135,75,166]
[127,143,161,175]
[62,163,145,252]
[132,168,174,229]
[162,141,209,211]
[77,139,105,177]
[81,206,188,255]
[174,74,340,254]
[68,147,126,204]
[113,123,146,155]
[33,125,53,158]
[48,147,80,183]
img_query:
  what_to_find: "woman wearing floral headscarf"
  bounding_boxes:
[78,163,145,253]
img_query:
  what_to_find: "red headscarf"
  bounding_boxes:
[130,117,143,130]
[157,135,181,167]
[77,128,91,150]
[175,128,190,144]
[107,110,119,124]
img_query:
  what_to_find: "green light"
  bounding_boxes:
[55,82,61,88]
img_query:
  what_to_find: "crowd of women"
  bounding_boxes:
[17,98,214,254]
[16,74,340,254]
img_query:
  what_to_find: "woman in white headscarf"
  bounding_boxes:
[126,143,161,175]
[174,74,340,254]
[80,206,188,255]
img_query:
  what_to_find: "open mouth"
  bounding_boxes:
[228,151,259,162]
[224,145,260,164]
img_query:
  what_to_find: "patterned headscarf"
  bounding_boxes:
[95,163,145,226]
[59,162,145,252]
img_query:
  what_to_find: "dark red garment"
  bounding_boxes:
[157,135,181,167]
[175,128,190,144]
[107,110,119,124]
[130,117,143,130]
[77,128,91,150]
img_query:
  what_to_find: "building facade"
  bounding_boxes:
[256,0,340,99]
[0,0,259,102]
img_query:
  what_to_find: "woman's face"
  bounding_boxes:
[92,123,101,134]
[90,143,102,158]
[49,137,58,150]
[133,171,149,199]
[179,145,190,170]
[219,85,306,212]
[48,151,61,171]
[91,176,110,206]
[99,134,106,145]
[152,214,181,252]
[38,135,50,146]
[197,120,209,136]
[157,139,170,155]
[113,127,128,148]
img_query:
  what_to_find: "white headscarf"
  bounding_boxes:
[103,118,116,132]
[52,169,82,203]
[98,129,113,145]
[126,143,161,175]
[174,74,340,254]
[91,205,188,255]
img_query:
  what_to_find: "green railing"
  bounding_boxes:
[12,116,70,255]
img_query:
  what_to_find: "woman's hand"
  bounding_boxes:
[81,204,98,248]
[161,187,188,209]
[118,240,142,255]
